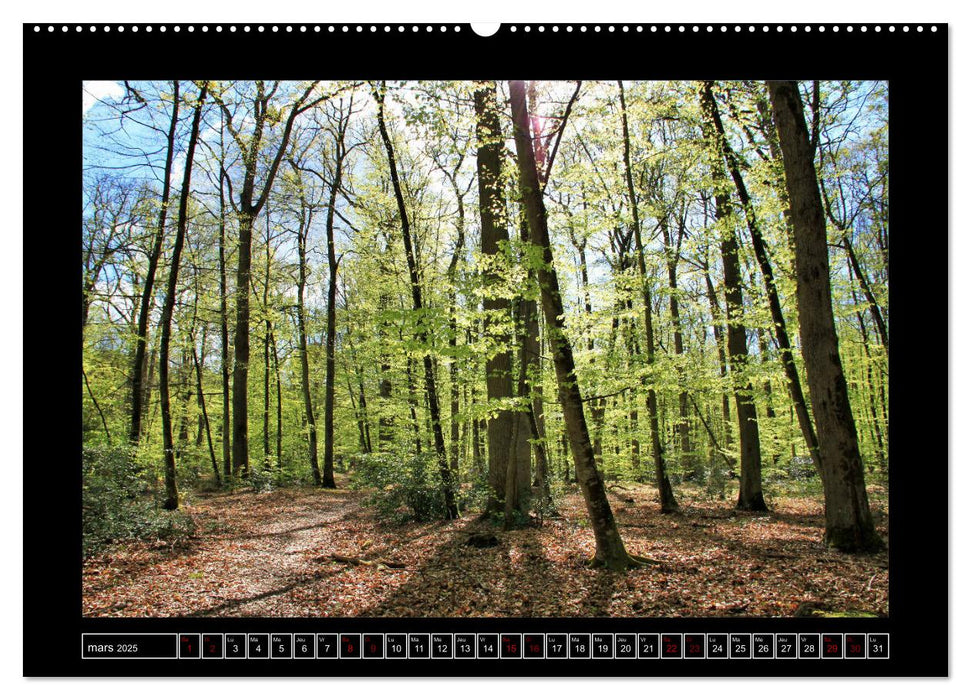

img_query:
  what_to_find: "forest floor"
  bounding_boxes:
[82,478,890,618]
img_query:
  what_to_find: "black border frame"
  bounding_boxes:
[23,22,948,677]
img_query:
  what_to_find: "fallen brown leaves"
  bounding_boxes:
[81,480,889,619]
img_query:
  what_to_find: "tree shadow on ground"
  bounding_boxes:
[358,515,620,618]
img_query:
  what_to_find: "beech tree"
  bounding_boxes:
[767,80,883,552]
[510,79,639,570]
[129,81,180,446]
[158,82,208,509]
[213,81,331,479]
[373,82,459,518]
[699,83,767,511]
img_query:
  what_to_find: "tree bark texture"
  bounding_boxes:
[767,80,882,552]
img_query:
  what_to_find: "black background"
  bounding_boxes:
[23,21,948,677]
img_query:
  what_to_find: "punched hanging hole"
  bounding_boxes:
[471,23,501,37]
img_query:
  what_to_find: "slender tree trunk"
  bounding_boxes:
[175,353,194,461]
[703,82,821,475]
[231,202,255,480]
[819,171,890,350]
[511,80,636,570]
[849,261,887,471]
[218,160,232,480]
[767,80,883,552]
[272,324,282,471]
[193,343,220,484]
[293,184,322,486]
[318,106,352,487]
[322,146,345,489]
[405,355,423,455]
[442,172,467,478]
[83,368,111,444]
[158,82,207,509]
[661,216,691,464]
[704,267,734,459]
[618,81,678,513]
[130,80,180,445]
[700,83,767,512]
[358,373,372,453]
[374,83,458,518]
[263,213,273,472]
[222,81,325,481]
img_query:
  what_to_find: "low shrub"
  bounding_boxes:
[351,452,455,522]
[82,445,196,556]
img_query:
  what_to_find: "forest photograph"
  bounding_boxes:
[81,79,890,619]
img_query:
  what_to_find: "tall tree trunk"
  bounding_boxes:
[220,80,326,481]
[130,80,180,445]
[768,80,883,552]
[374,83,458,518]
[322,119,348,490]
[445,173,467,483]
[618,81,678,513]
[272,324,282,471]
[193,342,220,484]
[294,190,322,485]
[661,215,691,464]
[263,211,273,472]
[405,355,423,455]
[158,82,207,509]
[231,200,255,481]
[175,352,194,461]
[703,266,734,460]
[474,81,518,515]
[357,372,372,453]
[848,259,887,471]
[511,79,636,570]
[703,81,821,475]
[699,83,767,512]
[218,156,232,480]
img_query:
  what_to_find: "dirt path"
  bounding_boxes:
[82,483,889,618]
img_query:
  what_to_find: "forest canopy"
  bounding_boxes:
[81,80,889,581]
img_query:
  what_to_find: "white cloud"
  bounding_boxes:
[83,80,124,113]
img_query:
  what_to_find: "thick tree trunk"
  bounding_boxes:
[158,83,207,510]
[374,83,458,518]
[767,80,883,552]
[130,80,180,446]
[510,80,635,570]
[617,81,678,513]
[474,81,518,515]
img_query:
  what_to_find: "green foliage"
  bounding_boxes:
[82,446,196,556]
[247,466,278,493]
[351,452,456,523]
